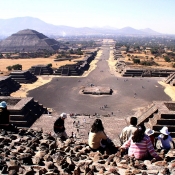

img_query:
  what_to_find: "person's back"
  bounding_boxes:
[88,130,107,149]
[121,125,162,161]
[88,119,108,153]
[120,117,137,144]
[53,113,68,141]
[54,117,65,133]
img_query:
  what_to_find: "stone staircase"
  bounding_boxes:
[153,114,175,137]
[136,101,175,138]
[164,72,175,84]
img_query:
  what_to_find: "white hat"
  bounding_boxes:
[145,128,154,136]
[60,113,67,119]
[0,101,7,108]
[160,126,170,135]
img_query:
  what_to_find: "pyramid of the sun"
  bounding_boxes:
[0,29,60,52]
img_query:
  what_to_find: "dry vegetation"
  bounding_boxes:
[0,54,84,75]
[124,53,175,69]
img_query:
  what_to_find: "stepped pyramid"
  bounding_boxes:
[0,29,60,52]
[134,101,175,138]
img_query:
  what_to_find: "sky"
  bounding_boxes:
[0,0,175,34]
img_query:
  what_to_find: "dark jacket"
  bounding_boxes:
[54,117,65,133]
[0,108,10,125]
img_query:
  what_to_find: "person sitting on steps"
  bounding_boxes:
[53,112,68,141]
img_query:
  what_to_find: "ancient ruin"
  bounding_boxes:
[0,96,48,127]
[132,101,175,138]
[0,76,21,96]
[9,70,38,83]
[53,52,97,76]
[0,29,60,52]
[121,68,175,77]
[29,65,53,75]
[82,86,113,95]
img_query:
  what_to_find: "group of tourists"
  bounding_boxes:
[1,101,174,162]
[53,113,175,161]
[119,117,175,161]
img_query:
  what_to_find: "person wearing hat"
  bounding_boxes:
[145,128,155,146]
[155,126,175,151]
[53,113,68,141]
[0,101,10,128]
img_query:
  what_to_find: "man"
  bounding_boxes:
[120,117,137,144]
[0,101,10,128]
[53,113,68,141]
[0,101,18,133]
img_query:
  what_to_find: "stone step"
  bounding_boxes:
[10,120,28,127]
[161,114,175,119]
[153,125,175,132]
[10,115,25,121]
[157,119,175,125]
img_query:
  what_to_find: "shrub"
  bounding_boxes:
[133,58,140,64]
[164,56,171,62]
[47,63,52,67]
[6,66,12,71]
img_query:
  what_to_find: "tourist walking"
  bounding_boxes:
[53,112,68,141]
[120,125,162,161]
[120,117,137,144]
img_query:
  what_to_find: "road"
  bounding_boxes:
[28,42,170,119]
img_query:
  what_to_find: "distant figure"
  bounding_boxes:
[0,101,18,132]
[88,119,108,153]
[0,101,10,128]
[120,125,162,161]
[155,126,175,152]
[53,113,68,141]
[145,128,155,146]
[120,117,137,144]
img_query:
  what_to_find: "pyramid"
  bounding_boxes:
[0,29,60,52]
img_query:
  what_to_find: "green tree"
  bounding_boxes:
[133,58,140,64]
[47,63,52,67]
[6,66,12,71]
[12,64,22,70]
[164,56,171,62]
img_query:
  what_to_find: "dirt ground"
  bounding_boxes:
[2,39,175,146]
[0,54,84,74]
[124,53,175,69]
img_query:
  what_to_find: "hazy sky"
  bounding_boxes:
[0,0,175,34]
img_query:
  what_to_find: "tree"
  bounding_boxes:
[133,58,140,64]
[12,64,22,70]
[47,63,52,67]
[6,66,12,71]
[164,56,171,62]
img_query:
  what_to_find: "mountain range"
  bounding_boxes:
[0,16,161,38]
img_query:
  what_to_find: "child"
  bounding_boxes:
[145,128,155,146]
[156,126,175,151]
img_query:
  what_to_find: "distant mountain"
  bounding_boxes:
[140,28,161,35]
[118,27,145,35]
[0,16,161,37]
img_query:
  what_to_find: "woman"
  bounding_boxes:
[88,119,108,153]
[155,126,175,152]
[120,125,162,160]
